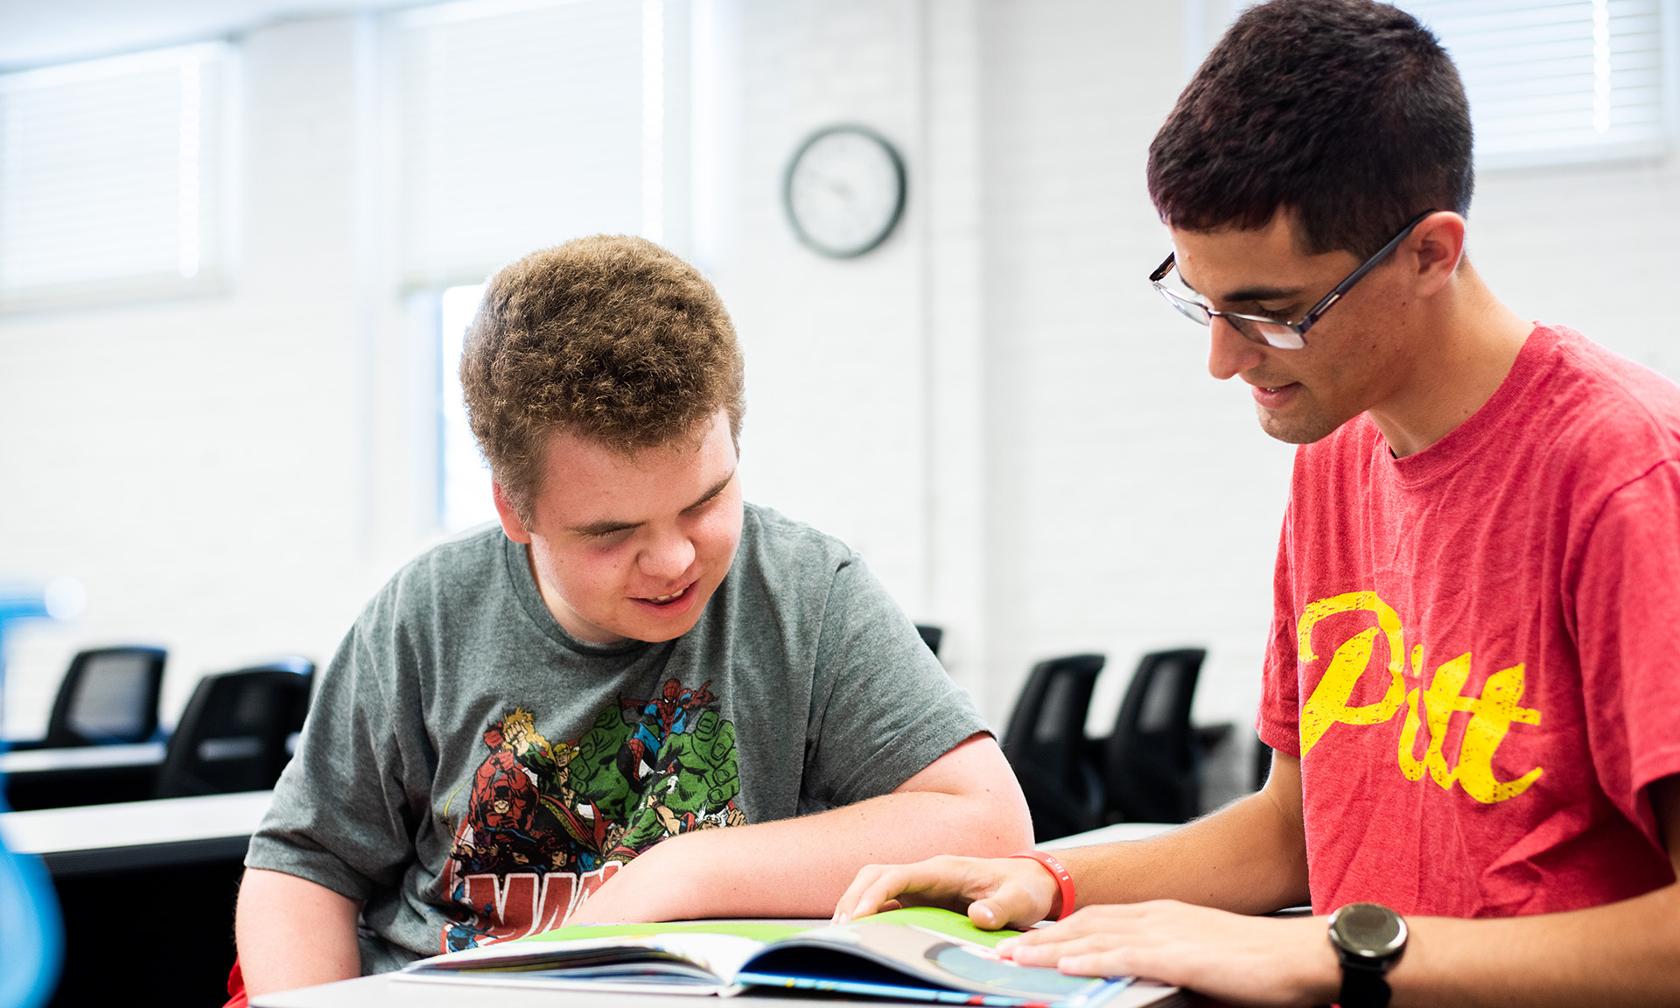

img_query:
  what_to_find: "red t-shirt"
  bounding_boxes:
[1259,324,1680,917]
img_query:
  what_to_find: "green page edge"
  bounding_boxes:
[511,906,1021,949]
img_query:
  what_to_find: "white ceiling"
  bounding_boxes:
[0,0,431,70]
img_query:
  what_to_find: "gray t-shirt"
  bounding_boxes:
[245,502,984,973]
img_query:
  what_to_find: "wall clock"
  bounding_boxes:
[782,124,907,259]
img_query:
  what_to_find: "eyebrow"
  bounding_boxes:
[567,468,736,538]
[1179,271,1306,306]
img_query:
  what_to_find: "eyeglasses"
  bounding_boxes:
[1147,210,1435,350]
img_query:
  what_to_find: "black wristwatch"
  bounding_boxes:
[1327,902,1407,1008]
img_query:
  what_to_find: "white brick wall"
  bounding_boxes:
[969,0,1295,740]
[706,0,932,630]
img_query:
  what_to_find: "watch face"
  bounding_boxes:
[1331,903,1408,961]
[782,125,906,258]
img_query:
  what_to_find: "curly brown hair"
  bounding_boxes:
[460,235,745,521]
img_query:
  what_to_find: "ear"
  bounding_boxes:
[492,482,533,544]
[1407,211,1466,298]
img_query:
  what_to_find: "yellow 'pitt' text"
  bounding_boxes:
[1297,591,1542,805]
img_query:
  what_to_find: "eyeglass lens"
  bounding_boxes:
[1235,318,1304,350]
[1156,287,1305,350]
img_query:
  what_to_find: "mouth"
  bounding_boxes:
[635,580,697,607]
[1249,381,1301,408]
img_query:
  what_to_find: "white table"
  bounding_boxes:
[2,740,170,810]
[0,739,166,774]
[1042,821,1173,849]
[0,789,272,876]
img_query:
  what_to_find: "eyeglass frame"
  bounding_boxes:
[1147,210,1437,350]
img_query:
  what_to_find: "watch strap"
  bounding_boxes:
[1336,957,1393,1008]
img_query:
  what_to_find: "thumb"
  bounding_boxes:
[968,899,1006,930]
[970,856,1064,930]
[967,885,1040,931]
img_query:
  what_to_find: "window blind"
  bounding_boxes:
[390,0,661,288]
[1208,1,1673,168]
[0,43,232,312]
[1400,0,1671,166]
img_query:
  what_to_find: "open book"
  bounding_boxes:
[398,906,1182,1008]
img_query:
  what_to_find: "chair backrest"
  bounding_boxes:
[155,659,315,799]
[1001,654,1106,840]
[1002,654,1104,775]
[914,624,944,658]
[43,646,168,747]
[1253,734,1273,791]
[1101,647,1207,823]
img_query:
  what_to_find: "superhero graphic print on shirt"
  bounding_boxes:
[438,678,747,952]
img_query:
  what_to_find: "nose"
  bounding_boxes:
[638,526,696,583]
[1206,316,1265,381]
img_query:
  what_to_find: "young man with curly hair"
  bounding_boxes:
[232,235,1032,999]
[837,2,1680,1004]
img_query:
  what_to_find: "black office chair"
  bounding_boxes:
[914,624,944,658]
[154,658,315,798]
[1099,648,1209,824]
[38,645,168,748]
[1001,653,1106,841]
[1253,734,1274,791]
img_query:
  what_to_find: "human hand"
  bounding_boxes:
[995,902,1336,1008]
[832,854,1061,930]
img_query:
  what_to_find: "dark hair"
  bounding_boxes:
[460,235,745,521]
[1146,0,1473,257]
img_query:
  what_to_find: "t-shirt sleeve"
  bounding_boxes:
[1258,498,1303,757]
[244,602,423,902]
[1570,459,1680,846]
[801,556,988,808]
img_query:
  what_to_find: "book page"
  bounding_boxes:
[740,908,1131,1005]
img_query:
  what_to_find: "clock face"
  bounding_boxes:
[782,125,907,258]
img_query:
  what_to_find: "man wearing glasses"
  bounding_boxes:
[835,1,1680,1004]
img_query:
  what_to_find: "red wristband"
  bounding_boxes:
[1010,850,1076,921]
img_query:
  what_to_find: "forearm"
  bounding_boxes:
[638,785,1033,919]
[1062,780,1309,914]
[1387,882,1680,1008]
[235,868,363,997]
